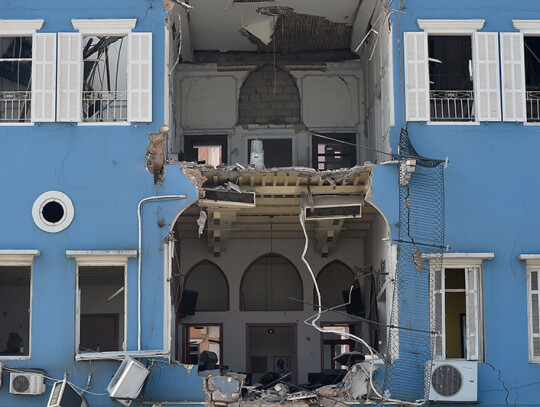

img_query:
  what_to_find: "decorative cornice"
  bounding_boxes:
[417,19,485,34]
[71,19,137,34]
[0,20,44,35]
[512,20,540,33]
[66,250,137,265]
[423,252,494,267]
[0,250,40,266]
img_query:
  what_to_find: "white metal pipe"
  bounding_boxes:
[138,195,188,351]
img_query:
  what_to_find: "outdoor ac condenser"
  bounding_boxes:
[303,195,363,220]
[9,372,46,395]
[429,360,477,402]
[106,356,149,406]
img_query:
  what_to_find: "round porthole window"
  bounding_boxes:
[32,191,74,233]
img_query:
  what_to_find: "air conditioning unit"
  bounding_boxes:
[107,356,149,406]
[9,372,46,395]
[47,380,88,407]
[429,360,477,402]
[303,195,363,220]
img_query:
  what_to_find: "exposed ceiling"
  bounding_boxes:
[183,0,369,53]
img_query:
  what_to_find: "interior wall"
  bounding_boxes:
[178,235,365,383]
[175,63,365,167]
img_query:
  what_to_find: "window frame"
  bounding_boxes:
[518,254,540,363]
[405,19,503,125]
[67,250,136,361]
[427,253,493,361]
[244,133,297,168]
[57,19,151,126]
[0,20,49,127]
[0,250,40,361]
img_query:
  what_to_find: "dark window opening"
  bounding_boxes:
[428,36,474,121]
[0,266,31,356]
[79,266,124,353]
[524,37,540,122]
[444,268,466,359]
[183,325,222,367]
[42,201,64,224]
[82,35,128,122]
[312,134,356,170]
[0,36,32,123]
[247,138,292,168]
[184,135,228,166]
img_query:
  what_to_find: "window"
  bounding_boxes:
[0,20,55,124]
[519,255,540,362]
[0,250,39,360]
[184,135,228,167]
[312,134,356,170]
[405,20,501,123]
[501,21,540,123]
[429,254,493,361]
[240,253,302,311]
[321,323,361,370]
[67,250,136,358]
[183,324,222,365]
[184,260,229,311]
[58,19,152,124]
[315,261,355,309]
[246,137,293,168]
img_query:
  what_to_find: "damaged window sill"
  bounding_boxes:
[0,355,31,361]
[75,350,168,361]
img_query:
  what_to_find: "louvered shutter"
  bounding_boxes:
[31,33,56,122]
[432,267,444,358]
[500,33,526,122]
[473,32,501,121]
[465,266,480,360]
[57,33,81,122]
[404,32,429,122]
[128,33,152,122]
[528,269,540,362]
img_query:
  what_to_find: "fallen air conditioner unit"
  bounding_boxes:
[47,380,88,407]
[429,360,477,402]
[9,372,46,395]
[107,356,150,406]
[303,195,363,220]
[200,188,256,208]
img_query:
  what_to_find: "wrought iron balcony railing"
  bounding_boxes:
[430,90,474,122]
[82,90,128,122]
[527,91,540,122]
[0,91,31,122]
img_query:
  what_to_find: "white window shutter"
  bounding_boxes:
[404,32,429,122]
[432,267,444,358]
[473,32,501,121]
[528,269,540,362]
[31,33,56,122]
[500,32,526,122]
[128,32,152,122]
[465,266,480,360]
[57,33,81,122]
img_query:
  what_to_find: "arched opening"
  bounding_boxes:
[240,253,303,311]
[238,64,300,125]
[315,260,356,310]
[184,260,229,311]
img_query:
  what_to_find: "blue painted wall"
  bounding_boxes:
[0,0,205,406]
[390,1,540,404]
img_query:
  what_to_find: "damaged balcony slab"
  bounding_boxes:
[178,163,375,200]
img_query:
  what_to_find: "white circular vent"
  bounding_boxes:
[32,191,74,233]
[432,364,463,397]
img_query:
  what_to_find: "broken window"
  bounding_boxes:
[246,138,293,168]
[432,266,482,360]
[240,254,302,311]
[321,324,361,371]
[77,265,125,353]
[315,261,355,309]
[183,324,222,365]
[184,261,229,311]
[82,35,128,122]
[0,36,32,122]
[312,134,356,171]
[428,36,474,122]
[184,135,228,166]
[0,266,31,357]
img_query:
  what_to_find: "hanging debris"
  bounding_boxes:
[145,125,168,185]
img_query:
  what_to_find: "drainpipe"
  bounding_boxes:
[138,195,188,351]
